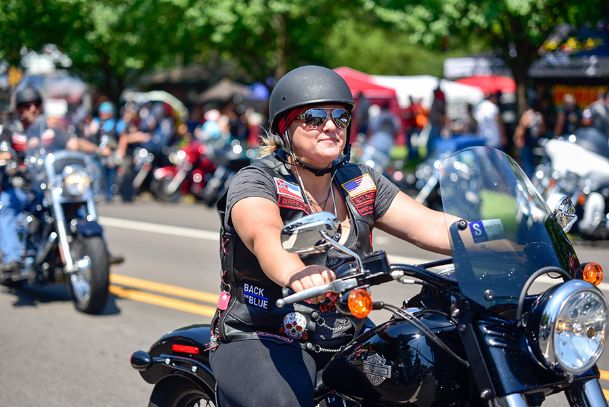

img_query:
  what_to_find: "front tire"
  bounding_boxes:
[149,377,215,407]
[68,236,110,314]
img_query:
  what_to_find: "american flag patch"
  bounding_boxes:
[341,174,376,197]
[274,178,304,202]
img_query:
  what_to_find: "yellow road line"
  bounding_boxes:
[110,285,216,317]
[601,369,609,382]
[110,273,219,304]
[604,388,609,400]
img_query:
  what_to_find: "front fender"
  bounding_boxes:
[132,324,214,389]
[75,220,104,238]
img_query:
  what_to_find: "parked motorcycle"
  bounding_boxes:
[199,138,253,208]
[2,144,110,314]
[355,131,413,194]
[533,128,609,240]
[132,146,608,406]
[406,135,486,210]
[150,140,216,202]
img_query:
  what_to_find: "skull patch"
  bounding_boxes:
[280,312,308,340]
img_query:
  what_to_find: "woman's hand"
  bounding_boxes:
[288,265,336,304]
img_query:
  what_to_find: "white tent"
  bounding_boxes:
[371,74,485,118]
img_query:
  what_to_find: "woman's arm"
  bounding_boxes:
[375,191,458,255]
[231,196,335,294]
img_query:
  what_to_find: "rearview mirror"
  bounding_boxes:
[281,212,340,254]
[551,195,578,233]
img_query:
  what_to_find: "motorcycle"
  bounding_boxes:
[406,135,486,210]
[199,138,253,208]
[2,143,110,314]
[131,146,608,406]
[150,140,216,203]
[533,128,609,240]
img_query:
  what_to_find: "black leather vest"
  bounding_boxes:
[212,155,378,348]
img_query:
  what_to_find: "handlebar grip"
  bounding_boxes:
[276,284,331,308]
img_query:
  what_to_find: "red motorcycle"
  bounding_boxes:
[150,140,216,202]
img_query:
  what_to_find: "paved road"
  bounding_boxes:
[1,199,608,406]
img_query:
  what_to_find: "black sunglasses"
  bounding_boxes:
[17,101,41,110]
[297,108,351,129]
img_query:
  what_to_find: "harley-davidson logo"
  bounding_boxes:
[363,353,391,386]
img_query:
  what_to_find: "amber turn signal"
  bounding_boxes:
[582,262,604,286]
[348,288,373,319]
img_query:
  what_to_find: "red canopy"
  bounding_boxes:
[456,75,516,94]
[334,66,399,99]
[334,66,404,143]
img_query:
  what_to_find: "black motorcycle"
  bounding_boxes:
[200,139,253,208]
[132,147,608,406]
[2,144,110,314]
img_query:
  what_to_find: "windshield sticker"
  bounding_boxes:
[469,219,505,243]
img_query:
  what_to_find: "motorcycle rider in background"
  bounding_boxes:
[210,65,456,406]
[0,86,122,283]
[116,103,150,202]
[85,101,120,203]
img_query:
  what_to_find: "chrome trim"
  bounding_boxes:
[552,195,578,232]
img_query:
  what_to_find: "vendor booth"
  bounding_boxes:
[372,74,484,119]
[529,22,609,108]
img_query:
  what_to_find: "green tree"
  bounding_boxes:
[0,0,203,102]
[184,0,355,80]
[365,0,609,113]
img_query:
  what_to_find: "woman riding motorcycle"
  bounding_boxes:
[210,65,456,406]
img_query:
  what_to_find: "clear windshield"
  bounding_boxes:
[439,147,578,309]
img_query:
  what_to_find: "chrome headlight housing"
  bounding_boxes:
[527,279,608,375]
[62,165,91,196]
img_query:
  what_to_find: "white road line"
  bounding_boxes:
[100,216,219,241]
[100,216,609,292]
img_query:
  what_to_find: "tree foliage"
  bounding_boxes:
[1,0,606,109]
[364,0,609,110]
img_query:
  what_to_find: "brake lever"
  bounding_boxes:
[276,278,358,308]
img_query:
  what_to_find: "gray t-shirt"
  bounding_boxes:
[225,163,400,227]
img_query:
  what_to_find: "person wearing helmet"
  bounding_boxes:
[209,65,455,406]
[1,88,123,281]
[0,85,47,280]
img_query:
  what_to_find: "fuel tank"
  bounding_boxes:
[322,312,469,406]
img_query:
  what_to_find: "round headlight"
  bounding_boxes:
[63,166,91,196]
[529,279,608,375]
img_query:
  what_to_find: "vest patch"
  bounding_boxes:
[274,178,304,202]
[274,178,309,213]
[341,174,377,216]
[242,282,270,310]
[278,195,310,213]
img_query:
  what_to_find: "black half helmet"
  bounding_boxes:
[269,65,354,134]
[15,85,43,106]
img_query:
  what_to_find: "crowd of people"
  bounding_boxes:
[351,85,609,179]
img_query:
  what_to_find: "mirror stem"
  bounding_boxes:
[320,230,364,272]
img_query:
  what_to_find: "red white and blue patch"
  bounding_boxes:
[274,178,309,213]
[341,174,376,216]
